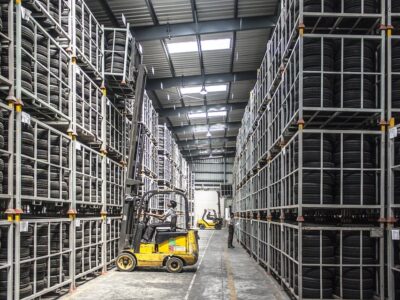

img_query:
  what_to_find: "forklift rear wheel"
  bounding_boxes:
[199,225,205,230]
[166,257,184,273]
[116,252,136,272]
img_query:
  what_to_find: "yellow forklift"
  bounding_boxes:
[197,208,223,230]
[116,66,198,273]
[196,191,223,230]
[116,190,199,273]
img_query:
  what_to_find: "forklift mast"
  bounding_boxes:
[118,64,148,252]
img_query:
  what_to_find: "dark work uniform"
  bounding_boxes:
[142,208,176,242]
[228,217,234,248]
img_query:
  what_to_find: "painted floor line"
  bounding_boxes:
[184,231,215,300]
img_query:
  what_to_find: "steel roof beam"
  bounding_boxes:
[177,137,236,146]
[171,119,240,128]
[133,16,277,41]
[146,71,255,90]
[173,122,241,134]
[181,143,237,150]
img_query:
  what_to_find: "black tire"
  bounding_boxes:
[116,252,136,272]
[166,257,184,273]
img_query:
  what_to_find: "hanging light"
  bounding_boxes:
[206,130,212,137]
[200,85,207,95]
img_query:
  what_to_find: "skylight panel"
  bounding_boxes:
[167,39,231,54]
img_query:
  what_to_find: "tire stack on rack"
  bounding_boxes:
[105,31,130,74]
[28,224,52,293]
[36,130,69,200]
[0,112,5,195]
[1,9,34,97]
[76,149,91,204]
[75,0,83,51]
[36,33,69,115]
[233,1,384,299]
[294,134,334,205]
[336,233,376,299]
[294,231,335,298]
[0,226,33,299]
[335,39,376,108]
[3,121,34,197]
[335,136,376,205]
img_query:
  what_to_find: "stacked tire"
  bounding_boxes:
[294,231,335,298]
[302,39,334,108]
[76,151,90,203]
[36,33,69,115]
[335,232,377,299]
[105,31,131,75]
[294,134,335,204]
[48,224,67,286]
[334,136,376,205]
[392,40,400,108]
[0,226,33,299]
[334,39,376,108]
[0,112,5,195]
[29,224,50,292]
[1,7,34,96]
[36,130,69,200]
[3,122,35,197]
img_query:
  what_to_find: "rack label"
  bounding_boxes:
[389,127,398,139]
[21,7,32,21]
[20,221,28,232]
[22,112,31,125]
[107,218,111,225]
[76,142,82,150]
[76,219,81,227]
[392,229,400,241]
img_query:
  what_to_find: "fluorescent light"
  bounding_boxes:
[206,131,212,137]
[201,39,231,51]
[167,41,197,54]
[180,84,227,95]
[167,39,231,54]
[208,111,227,117]
[188,112,206,119]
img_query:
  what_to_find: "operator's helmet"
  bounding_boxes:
[169,200,177,208]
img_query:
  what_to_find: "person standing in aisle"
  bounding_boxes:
[228,213,235,248]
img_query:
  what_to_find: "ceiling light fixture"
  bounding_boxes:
[200,85,207,95]
[206,130,212,137]
[180,84,227,95]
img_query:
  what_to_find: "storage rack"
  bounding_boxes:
[233,0,388,299]
[0,0,141,298]
[387,0,400,298]
[154,123,193,228]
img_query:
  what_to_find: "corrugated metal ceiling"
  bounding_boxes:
[85,0,279,158]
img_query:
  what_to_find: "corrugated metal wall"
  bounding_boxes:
[190,157,233,189]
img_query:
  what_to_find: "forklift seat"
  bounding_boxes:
[155,215,177,232]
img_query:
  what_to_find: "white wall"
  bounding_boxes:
[194,191,225,226]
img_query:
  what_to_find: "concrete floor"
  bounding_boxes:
[61,230,288,300]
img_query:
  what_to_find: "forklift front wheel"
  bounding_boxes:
[116,252,137,272]
[166,257,184,273]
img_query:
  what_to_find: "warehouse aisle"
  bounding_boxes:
[61,230,286,300]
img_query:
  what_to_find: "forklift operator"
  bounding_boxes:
[141,200,177,242]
